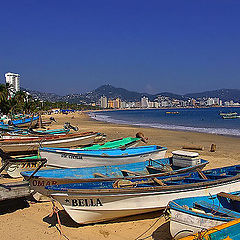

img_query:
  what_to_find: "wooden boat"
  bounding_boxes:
[0,132,101,152]
[2,128,71,139]
[219,112,238,116]
[166,111,180,114]
[0,149,47,178]
[21,157,208,197]
[169,192,240,239]
[0,116,39,128]
[39,145,167,168]
[45,164,240,224]
[222,115,240,119]
[179,218,240,240]
[79,136,145,150]
[0,181,31,202]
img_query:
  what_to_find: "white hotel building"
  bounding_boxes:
[5,72,20,97]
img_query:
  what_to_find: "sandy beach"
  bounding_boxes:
[0,112,240,240]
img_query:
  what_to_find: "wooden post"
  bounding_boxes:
[210,144,216,152]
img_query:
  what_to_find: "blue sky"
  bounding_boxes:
[0,0,240,95]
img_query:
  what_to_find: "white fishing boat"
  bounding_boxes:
[46,164,240,224]
[39,145,167,168]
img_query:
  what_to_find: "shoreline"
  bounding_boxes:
[87,109,240,138]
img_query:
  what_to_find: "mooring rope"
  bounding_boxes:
[49,199,70,240]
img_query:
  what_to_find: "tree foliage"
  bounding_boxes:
[0,83,99,115]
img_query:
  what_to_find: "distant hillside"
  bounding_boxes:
[21,85,240,104]
[22,88,63,102]
[185,89,240,102]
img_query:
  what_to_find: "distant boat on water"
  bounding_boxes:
[166,111,180,114]
[222,115,240,119]
[219,112,238,116]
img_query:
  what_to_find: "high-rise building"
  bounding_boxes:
[141,96,149,108]
[100,96,108,108]
[5,72,20,97]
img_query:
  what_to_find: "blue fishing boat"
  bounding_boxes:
[169,191,240,239]
[21,157,208,197]
[39,145,168,168]
[45,164,240,224]
[4,116,39,127]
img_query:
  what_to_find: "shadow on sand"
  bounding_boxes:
[0,198,30,214]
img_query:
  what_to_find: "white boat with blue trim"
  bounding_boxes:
[46,164,240,224]
[39,145,167,168]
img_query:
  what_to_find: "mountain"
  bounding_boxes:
[21,88,63,102]
[185,89,240,102]
[21,85,240,104]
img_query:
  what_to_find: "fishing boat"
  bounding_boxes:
[169,191,240,239]
[0,132,101,152]
[179,218,240,240]
[0,181,31,202]
[39,145,167,168]
[0,115,40,128]
[46,164,240,224]
[222,115,240,119]
[79,135,146,150]
[21,156,208,197]
[166,111,180,114]
[0,149,47,178]
[219,112,238,116]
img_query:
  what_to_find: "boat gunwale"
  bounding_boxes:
[169,200,237,222]
[45,166,240,194]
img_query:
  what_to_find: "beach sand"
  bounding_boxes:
[0,112,240,240]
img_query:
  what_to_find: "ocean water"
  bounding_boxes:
[89,107,240,137]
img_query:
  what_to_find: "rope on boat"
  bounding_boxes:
[49,199,69,240]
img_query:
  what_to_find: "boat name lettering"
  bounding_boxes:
[71,198,103,207]
[32,180,57,187]
[61,153,82,159]
[21,162,40,168]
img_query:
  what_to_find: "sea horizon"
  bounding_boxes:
[89,107,240,137]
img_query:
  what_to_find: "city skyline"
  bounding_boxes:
[1,1,240,95]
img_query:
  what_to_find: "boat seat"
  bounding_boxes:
[163,180,182,185]
[204,174,233,179]
[121,170,142,177]
[228,170,240,175]
[183,178,208,183]
[194,201,240,218]
[217,192,240,202]
[93,173,108,178]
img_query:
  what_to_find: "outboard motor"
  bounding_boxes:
[64,122,79,131]
[50,117,56,122]
[136,132,148,143]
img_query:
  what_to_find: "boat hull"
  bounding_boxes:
[169,209,226,239]
[0,133,99,152]
[50,177,240,224]
[40,147,167,168]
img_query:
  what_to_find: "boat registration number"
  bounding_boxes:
[61,153,82,159]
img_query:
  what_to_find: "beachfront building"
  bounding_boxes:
[5,72,20,97]
[113,98,121,108]
[100,96,108,108]
[141,96,149,108]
